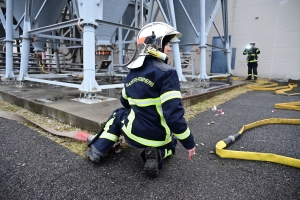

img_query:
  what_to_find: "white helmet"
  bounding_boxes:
[127,22,182,69]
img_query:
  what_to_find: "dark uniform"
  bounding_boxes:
[243,47,260,80]
[88,56,195,168]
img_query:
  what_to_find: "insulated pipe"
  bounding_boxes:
[199,0,207,80]
[18,0,31,81]
[4,0,14,78]
[168,0,186,82]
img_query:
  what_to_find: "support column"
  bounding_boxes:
[168,0,186,81]
[79,0,101,92]
[199,0,207,80]
[18,0,31,81]
[4,0,14,78]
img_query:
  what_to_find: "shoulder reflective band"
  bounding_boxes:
[122,88,128,100]
[216,118,300,169]
[160,91,182,104]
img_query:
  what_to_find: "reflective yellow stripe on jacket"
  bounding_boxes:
[174,128,191,140]
[99,116,119,142]
[121,90,188,147]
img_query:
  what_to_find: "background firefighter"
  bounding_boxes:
[243,42,260,80]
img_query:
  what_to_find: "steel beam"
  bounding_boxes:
[96,19,140,32]
[33,33,82,42]
[178,0,199,37]
[28,19,78,35]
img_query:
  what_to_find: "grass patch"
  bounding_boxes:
[0,100,88,157]
[0,83,251,157]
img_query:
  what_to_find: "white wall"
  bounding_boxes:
[208,0,300,79]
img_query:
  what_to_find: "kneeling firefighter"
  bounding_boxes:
[86,22,196,178]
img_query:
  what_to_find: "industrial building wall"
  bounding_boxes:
[208,0,300,80]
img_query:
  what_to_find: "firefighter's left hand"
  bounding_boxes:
[187,147,196,160]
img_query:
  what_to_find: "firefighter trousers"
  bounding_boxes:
[247,62,258,79]
[88,107,177,167]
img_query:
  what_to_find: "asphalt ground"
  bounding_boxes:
[0,89,299,200]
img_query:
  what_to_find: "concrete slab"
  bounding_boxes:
[0,78,246,133]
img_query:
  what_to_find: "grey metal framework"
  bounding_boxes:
[0,0,231,95]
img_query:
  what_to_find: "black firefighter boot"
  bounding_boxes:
[143,147,160,178]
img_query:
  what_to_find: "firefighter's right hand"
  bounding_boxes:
[187,147,196,160]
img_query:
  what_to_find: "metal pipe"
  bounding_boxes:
[156,0,170,24]
[33,0,48,22]
[140,0,144,28]
[0,7,6,26]
[52,30,61,72]
[4,0,14,78]
[118,19,123,71]
[15,13,24,30]
[199,0,207,80]
[124,15,137,41]
[146,0,154,23]
[167,0,186,81]
[205,0,220,37]
[213,22,224,43]
[18,0,32,81]
[28,19,78,34]
[34,33,82,42]
[152,3,160,22]
[95,19,140,32]
[178,0,199,37]
[135,0,138,28]
[222,0,231,74]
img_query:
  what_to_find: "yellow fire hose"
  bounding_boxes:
[216,80,300,168]
[216,118,300,168]
[275,101,300,111]
[247,81,299,96]
[40,64,49,74]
